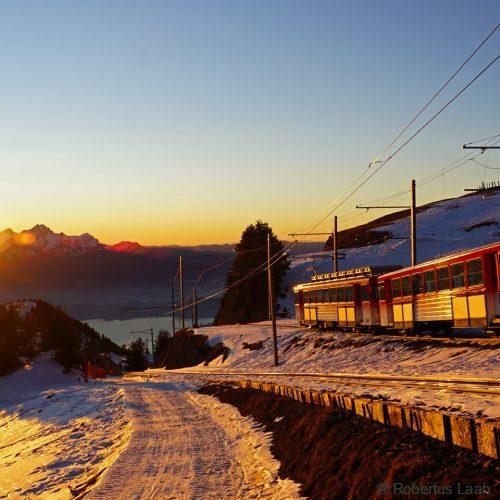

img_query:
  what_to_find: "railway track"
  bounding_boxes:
[143,369,500,396]
[221,322,499,342]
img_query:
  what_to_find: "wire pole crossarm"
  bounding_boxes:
[355,205,410,209]
[356,180,417,266]
[288,232,333,236]
[463,145,500,150]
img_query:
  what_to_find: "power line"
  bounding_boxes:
[296,24,499,232]
[368,23,499,168]
[161,39,500,319]
[311,52,500,230]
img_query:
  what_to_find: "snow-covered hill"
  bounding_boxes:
[283,189,499,304]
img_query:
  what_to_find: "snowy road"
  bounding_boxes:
[89,379,301,499]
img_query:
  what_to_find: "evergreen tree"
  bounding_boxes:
[45,310,82,370]
[0,306,20,375]
[153,329,171,361]
[214,220,289,325]
[126,338,149,371]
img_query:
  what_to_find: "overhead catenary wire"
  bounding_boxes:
[368,23,499,167]
[299,24,499,230]
[307,52,500,234]
[163,36,500,319]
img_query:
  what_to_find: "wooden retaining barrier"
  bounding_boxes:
[233,379,499,460]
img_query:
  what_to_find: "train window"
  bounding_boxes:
[346,286,354,302]
[437,267,450,291]
[321,289,328,302]
[303,292,309,304]
[424,270,436,293]
[392,278,401,298]
[466,259,483,286]
[338,287,346,302]
[451,263,465,288]
[331,288,338,302]
[402,276,412,296]
[361,284,369,301]
[412,273,423,294]
[378,284,386,300]
[371,284,379,301]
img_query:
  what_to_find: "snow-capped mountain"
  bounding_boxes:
[0,224,103,257]
[104,241,146,254]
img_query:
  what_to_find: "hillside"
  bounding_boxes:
[0,299,123,376]
[282,188,499,307]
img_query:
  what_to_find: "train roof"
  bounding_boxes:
[298,264,402,286]
[379,241,500,279]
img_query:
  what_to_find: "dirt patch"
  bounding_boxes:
[242,340,264,351]
[200,384,498,499]
[464,219,498,232]
[283,335,310,354]
[381,337,499,351]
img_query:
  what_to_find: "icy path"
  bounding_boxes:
[89,379,301,499]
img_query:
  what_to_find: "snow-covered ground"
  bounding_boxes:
[152,320,500,419]
[89,377,301,499]
[0,354,130,499]
[282,190,499,310]
[0,355,301,499]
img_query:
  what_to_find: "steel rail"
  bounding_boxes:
[140,371,500,396]
[146,369,500,387]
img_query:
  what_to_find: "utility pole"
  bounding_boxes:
[179,256,185,330]
[267,234,279,367]
[356,179,417,266]
[171,278,176,335]
[410,179,417,266]
[192,289,198,328]
[287,229,345,270]
[332,215,338,273]
[150,328,154,364]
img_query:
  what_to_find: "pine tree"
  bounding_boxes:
[0,306,20,375]
[47,311,82,370]
[153,329,171,362]
[214,220,289,325]
[126,338,149,371]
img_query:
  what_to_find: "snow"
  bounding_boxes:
[0,355,302,498]
[152,320,500,419]
[5,299,37,318]
[0,355,130,498]
[89,378,302,499]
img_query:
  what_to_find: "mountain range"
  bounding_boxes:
[3,187,496,322]
[0,224,237,259]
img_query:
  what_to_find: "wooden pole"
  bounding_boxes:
[333,215,338,273]
[150,328,154,364]
[267,234,279,366]
[179,256,185,329]
[171,279,176,335]
[410,179,417,266]
[192,289,198,328]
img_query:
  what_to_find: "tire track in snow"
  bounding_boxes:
[89,380,301,499]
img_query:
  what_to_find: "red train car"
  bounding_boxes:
[379,242,500,335]
[293,265,400,330]
[293,242,500,335]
